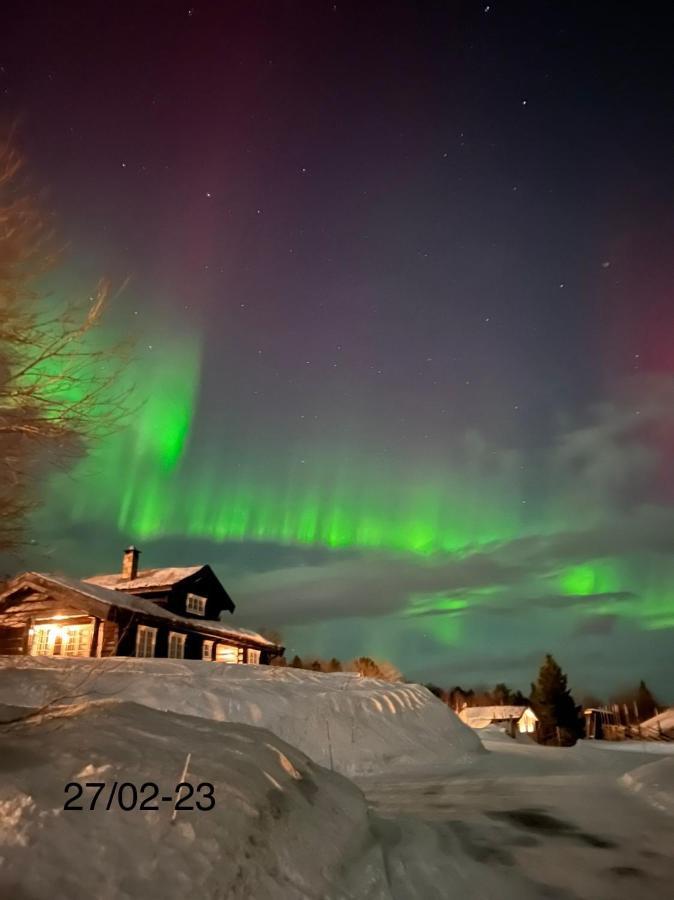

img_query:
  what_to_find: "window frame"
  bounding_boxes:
[29,622,93,657]
[202,639,214,660]
[215,643,244,664]
[30,624,51,655]
[186,593,207,616]
[135,624,157,658]
[168,631,186,659]
[63,624,93,657]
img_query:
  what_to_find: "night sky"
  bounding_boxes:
[2,1,673,697]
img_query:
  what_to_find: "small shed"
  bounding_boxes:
[459,705,538,734]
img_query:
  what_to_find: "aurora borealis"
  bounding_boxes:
[3,1,674,696]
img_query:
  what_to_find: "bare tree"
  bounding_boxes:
[0,132,133,552]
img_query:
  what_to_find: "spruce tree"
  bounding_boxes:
[290,655,303,669]
[530,654,583,746]
[635,680,657,720]
[493,683,513,705]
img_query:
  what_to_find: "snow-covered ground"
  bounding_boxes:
[0,657,481,776]
[622,757,674,816]
[0,700,390,899]
[583,738,674,754]
[359,728,674,898]
[0,659,672,899]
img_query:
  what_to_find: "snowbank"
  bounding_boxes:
[584,739,674,755]
[640,707,674,740]
[0,657,482,776]
[621,757,674,816]
[0,700,390,899]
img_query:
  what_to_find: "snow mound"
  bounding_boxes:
[640,706,674,740]
[0,700,390,899]
[0,657,482,775]
[621,756,674,816]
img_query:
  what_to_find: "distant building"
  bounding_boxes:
[583,707,619,740]
[459,705,538,734]
[0,546,283,664]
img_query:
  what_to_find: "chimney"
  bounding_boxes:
[122,545,141,581]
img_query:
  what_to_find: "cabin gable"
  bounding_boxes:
[165,566,235,620]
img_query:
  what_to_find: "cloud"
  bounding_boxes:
[230,550,526,626]
[550,375,674,516]
[572,614,618,636]
[497,505,674,569]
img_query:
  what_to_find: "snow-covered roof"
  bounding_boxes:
[640,707,674,740]
[459,705,536,726]
[85,566,204,591]
[3,572,277,649]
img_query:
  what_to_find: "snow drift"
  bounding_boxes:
[0,700,391,899]
[0,657,482,775]
[640,707,674,740]
[621,756,674,816]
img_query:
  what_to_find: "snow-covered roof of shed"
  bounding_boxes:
[459,705,535,723]
[5,572,277,649]
[84,566,204,591]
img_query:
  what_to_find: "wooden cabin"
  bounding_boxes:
[0,546,283,664]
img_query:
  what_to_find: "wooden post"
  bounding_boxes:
[23,618,34,655]
[90,618,100,657]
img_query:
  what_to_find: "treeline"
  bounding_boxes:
[424,681,529,711]
[270,653,402,682]
[255,629,403,682]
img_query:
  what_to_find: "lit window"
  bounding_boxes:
[168,632,186,659]
[63,625,92,657]
[215,644,243,664]
[186,593,207,616]
[136,625,157,658]
[29,622,92,657]
[30,625,51,655]
[202,639,214,660]
[247,648,261,665]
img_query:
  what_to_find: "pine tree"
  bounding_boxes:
[449,686,473,711]
[290,655,303,669]
[635,680,658,720]
[425,683,445,699]
[493,683,513,705]
[349,656,382,678]
[327,657,343,673]
[530,654,583,746]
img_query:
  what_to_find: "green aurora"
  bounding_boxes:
[32,319,674,643]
